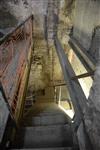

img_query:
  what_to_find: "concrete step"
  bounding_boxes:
[33,111,66,117]
[11,147,77,150]
[14,124,73,148]
[24,103,66,118]
[23,114,69,126]
[24,108,70,121]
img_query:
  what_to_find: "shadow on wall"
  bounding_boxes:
[0,9,18,29]
[73,26,100,62]
[0,9,18,38]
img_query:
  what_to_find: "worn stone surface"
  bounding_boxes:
[14,102,73,148]
[89,26,100,61]
[85,56,100,150]
[72,0,100,149]
[0,1,18,30]
[0,0,48,31]
[73,0,100,56]
[58,0,74,40]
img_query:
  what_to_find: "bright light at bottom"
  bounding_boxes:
[59,104,74,119]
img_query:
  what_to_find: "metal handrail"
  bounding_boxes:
[54,37,93,150]
[0,14,33,117]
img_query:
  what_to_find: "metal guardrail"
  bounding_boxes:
[54,37,93,150]
[0,15,33,115]
[0,15,33,146]
[69,37,96,71]
[54,37,83,120]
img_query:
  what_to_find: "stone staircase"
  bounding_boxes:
[11,103,78,150]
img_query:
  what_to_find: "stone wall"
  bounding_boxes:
[0,1,18,30]
[0,0,48,32]
[85,55,100,150]
[73,0,100,61]
[73,0,100,149]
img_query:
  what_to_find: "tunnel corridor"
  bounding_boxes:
[0,14,91,150]
[0,0,100,150]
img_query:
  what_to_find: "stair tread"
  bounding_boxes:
[22,114,69,126]
[24,112,66,118]
[11,147,76,150]
[12,103,74,149]
[14,124,73,148]
[24,103,66,118]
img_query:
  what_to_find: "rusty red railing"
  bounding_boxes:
[0,15,33,114]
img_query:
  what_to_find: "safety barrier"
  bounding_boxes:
[0,15,33,115]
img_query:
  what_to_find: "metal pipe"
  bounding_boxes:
[71,71,95,80]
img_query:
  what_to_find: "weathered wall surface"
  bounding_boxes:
[73,0,100,149]
[0,0,48,32]
[73,0,100,60]
[0,1,18,30]
[85,56,100,150]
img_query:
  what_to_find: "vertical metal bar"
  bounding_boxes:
[58,86,62,105]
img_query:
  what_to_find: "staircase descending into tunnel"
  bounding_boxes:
[11,99,78,150]
[0,11,94,150]
[0,13,79,150]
